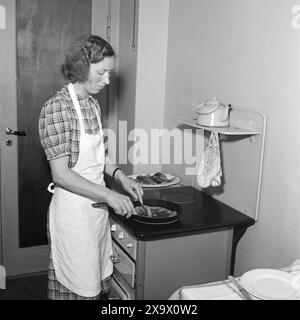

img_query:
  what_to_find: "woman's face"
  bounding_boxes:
[82,56,115,95]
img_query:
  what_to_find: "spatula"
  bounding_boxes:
[136,195,152,218]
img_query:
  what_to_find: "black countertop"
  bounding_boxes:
[109,186,255,241]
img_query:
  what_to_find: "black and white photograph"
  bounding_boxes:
[0,0,300,309]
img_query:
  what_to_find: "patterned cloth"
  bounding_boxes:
[47,252,111,300]
[38,85,102,168]
[196,131,222,188]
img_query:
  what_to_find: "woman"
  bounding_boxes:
[39,35,143,300]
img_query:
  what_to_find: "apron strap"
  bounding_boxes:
[67,83,86,136]
[68,83,103,135]
[92,105,103,131]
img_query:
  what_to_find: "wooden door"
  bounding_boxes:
[16,0,92,248]
[0,0,99,276]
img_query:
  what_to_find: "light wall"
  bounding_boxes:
[133,0,170,174]
[92,0,120,163]
[164,0,300,274]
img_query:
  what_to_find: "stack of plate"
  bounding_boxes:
[240,269,300,300]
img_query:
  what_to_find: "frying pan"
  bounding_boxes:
[131,199,181,224]
[92,199,181,224]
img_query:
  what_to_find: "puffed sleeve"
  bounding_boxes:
[38,99,71,161]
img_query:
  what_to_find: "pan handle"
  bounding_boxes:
[92,197,138,208]
[92,202,107,208]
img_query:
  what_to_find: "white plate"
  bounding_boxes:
[129,173,181,188]
[240,269,299,300]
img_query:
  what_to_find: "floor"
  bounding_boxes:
[0,273,47,300]
[0,273,115,300]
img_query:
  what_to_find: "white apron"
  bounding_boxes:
[48,83,113,297]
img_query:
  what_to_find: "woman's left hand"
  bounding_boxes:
[117,174,144,203]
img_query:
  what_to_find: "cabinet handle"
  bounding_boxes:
[131,0,137,51]
[110,253,121,264]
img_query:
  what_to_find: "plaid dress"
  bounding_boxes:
[39,86,111,300]
[39,85,103,167]
[47,228,111,300]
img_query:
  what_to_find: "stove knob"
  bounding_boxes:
[111,224,117,232]
[118,231,124,239]
[126,243,133,248]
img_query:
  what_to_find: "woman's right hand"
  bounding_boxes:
[105,189,136,218]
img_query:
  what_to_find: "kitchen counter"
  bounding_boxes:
[109,185,255,275]
[110,186,254,240]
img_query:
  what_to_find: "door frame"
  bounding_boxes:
[0,0,49,276]
[0,147,3,266]
[0,0,119,276]
[0,0,120,276]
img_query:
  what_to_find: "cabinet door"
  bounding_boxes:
[112,240,136,288]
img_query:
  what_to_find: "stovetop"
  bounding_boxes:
[109,186,255,241]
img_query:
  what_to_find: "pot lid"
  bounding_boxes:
[195,99,223,115]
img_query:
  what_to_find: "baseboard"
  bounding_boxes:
[6,270,47,280]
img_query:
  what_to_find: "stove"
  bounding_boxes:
[109,186,254,300]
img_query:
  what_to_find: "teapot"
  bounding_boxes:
[194,98,230,127]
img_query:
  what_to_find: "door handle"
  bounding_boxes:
[5,128,27,136]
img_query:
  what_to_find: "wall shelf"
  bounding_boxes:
[176,106,267,221]
[177,119,260,136]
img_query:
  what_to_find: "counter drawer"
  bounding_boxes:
[110,218,137,260]
[112,240,135,289]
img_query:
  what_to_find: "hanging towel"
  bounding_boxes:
[0,265,6,289]
[196,131,222,188]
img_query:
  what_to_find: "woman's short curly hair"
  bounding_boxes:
[61,35,115,83]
